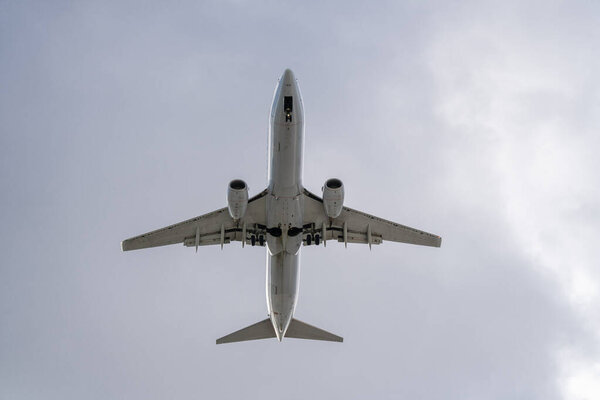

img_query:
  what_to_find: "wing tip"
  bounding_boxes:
[121,240,132,251]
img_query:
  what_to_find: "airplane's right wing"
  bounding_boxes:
[302,189,441,248]
[121,189,268,251]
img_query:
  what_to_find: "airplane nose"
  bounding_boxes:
[281,68,295,84]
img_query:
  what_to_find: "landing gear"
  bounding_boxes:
[306,234,312,245]
[258,235,265,246]
[314,234,320,246]
[251,235,256,246]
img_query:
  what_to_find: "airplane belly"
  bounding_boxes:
[266,195,303,255]
[269,122,304,196]
[264,68,306,339]
[266,250,300,336]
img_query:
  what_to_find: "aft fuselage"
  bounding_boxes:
[266,69,304,340]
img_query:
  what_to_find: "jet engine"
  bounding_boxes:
[227,179,248,220]
[322,178,344,218]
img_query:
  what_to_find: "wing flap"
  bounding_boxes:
[335,230,383,245]
[338,206,441,247]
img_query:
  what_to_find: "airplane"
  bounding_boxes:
[121,69,442,344]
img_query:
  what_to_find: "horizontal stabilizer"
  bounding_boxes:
[286,319,343,342]
[216,318,275,344]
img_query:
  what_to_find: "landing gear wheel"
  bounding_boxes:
[314,234,320,246]
[259,235,265,246]
[251,235,256,246]
[306,234,312,246]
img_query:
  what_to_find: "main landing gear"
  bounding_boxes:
[305,234,320,246]
[250,234,265,247]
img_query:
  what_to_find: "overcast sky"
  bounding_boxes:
[1,1,599,399]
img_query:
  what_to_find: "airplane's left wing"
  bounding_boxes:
[121,189,268,251]
[302,189,441,248]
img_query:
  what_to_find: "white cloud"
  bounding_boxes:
[426,4,600,398]
[2,1,599,399]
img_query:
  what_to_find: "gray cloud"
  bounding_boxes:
[1,1,598,399]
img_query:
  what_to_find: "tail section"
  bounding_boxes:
[216,318,275,344]
[216,318,343,344]
[286,319,343,342]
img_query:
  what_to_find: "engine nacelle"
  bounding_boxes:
[227,179,248,220]
[322,178,344,218]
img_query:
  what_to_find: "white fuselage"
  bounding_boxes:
[265,69,305,340]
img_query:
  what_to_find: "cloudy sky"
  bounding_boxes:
[1,1,599,399]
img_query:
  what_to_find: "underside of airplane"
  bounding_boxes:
[122,69,441,344]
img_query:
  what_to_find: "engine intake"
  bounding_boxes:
[227,179,248,219]
[322,178,344,218]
